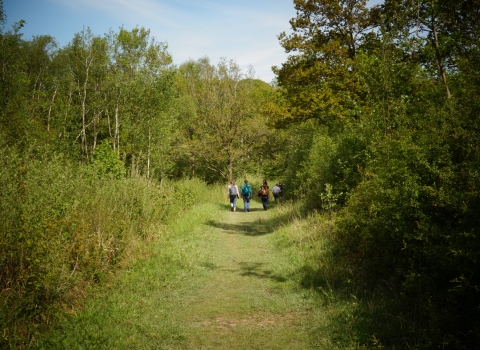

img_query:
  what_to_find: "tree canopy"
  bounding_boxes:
[1,0,480,348]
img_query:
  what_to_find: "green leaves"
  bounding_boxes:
[271,0,480,346]
[91,142,125,179]
[272,0,375,126]
[175,58,268,181]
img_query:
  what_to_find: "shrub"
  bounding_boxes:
[0,147,210,348]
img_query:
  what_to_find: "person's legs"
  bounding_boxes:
[230,195,235,211]
[262,197,268,210]
[243,197,250,212]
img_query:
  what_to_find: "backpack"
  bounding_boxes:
[241,184,251,197]
[229,185,238,196]
[260,186,269,196]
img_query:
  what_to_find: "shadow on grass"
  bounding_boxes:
[245,207,268,212]
[213,202,280,213]
[294,255,444,348]
[213,199,437,347]
[207,202,292,237]
[206,220,274,236]
[199,260,288,283]
[199,261,220,270]
[238,262,287,282]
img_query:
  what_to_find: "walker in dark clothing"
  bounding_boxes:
[258,183,270,210]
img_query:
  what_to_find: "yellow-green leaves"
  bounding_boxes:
[272,0,374,126]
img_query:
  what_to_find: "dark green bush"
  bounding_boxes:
[336,122,480,347]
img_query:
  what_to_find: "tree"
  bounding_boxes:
[272,0,480,346]
[104,27,175,180]
[378,0,480,100]
[128,48,177,181]
[177,58,259,181]
[272,0,375,126]
[57,28,109,161]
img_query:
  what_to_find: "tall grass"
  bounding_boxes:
[268,203,377,348]
[0,146,210,349]
[35,200,222,349]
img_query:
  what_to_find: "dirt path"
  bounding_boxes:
[172,200,313,349]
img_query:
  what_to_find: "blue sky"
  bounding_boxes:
[3,0,297,83]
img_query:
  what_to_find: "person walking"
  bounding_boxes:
[258,179,270,210]
[240,179,252,212]
[272,183,282,203]
[228,180,239,212]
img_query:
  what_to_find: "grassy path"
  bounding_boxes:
[38,198,318,349]
[174,200,312,349]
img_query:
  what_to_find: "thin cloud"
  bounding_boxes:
[45,0,294,82]
[50,0,180,27]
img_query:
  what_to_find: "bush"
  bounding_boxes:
[0,147,210,348]
[291,127,367,210]
[336,130,480,348]
[91,142,125,179]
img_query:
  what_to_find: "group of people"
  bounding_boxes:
[227,179,283,212]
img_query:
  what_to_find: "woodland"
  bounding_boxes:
[1,0,479,348]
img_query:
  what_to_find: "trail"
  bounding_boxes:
[39,199,317,349]
[170,200,312,349]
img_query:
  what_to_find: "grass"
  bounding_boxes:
[36,198,217,349]
[35,193,371,349]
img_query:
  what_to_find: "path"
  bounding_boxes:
[170,200,313,349]
[38,199,317,349]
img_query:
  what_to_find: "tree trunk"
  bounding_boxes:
[130,154,135,178]
[114,101,120,152]
[228,161,233,181]
[431,10,451,99]
[81,57,90,162]
[47,87,57,132]
[147,128,151,180]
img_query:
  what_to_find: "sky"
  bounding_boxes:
[3,0,297,83]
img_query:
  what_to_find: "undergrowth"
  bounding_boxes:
[35,201,221,349]
[269,202,383,349]
[0,146,213,349]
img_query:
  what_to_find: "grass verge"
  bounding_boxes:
[36,200,220,349]
[36,192,383,349]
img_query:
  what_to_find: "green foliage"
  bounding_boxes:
[334,119,480,346]
[0,4,285,348]
[271,0,480,347]
[0,144,211,348]
[284,125,366,210]
[5,0,479,346]
[272,0,374,125]
[175,58,278,182]
[91,142,125,179]
[320,184,341,216]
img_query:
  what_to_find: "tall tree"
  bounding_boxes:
[177,58,258,181]
[58,28,109,161]
[128,42,177,181]
[106,27,175,179]
[272,0,375,126]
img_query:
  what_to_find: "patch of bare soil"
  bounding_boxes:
[195,311,305,329]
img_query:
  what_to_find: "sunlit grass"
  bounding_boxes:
[37,201,220,349]
[35,194,309,349]
[35,189,383,349]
